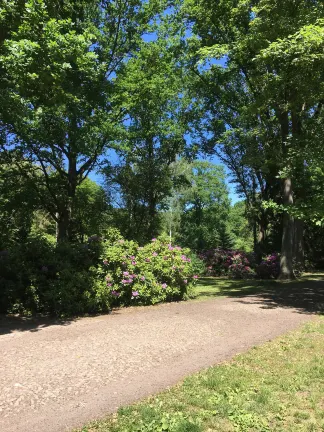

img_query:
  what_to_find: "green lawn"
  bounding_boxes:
[192,277,273,301]
[192,274,324,315]
[79,318,324,432]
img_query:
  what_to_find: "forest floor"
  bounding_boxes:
[1,275,323,432]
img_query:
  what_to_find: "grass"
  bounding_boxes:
[192,277,274,301]
[192,274,324,315]
[78,318,324,432]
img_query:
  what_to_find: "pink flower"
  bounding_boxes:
[132,291,139,297]
[105,275,111,281]
[107,283,112,287]
[181,255,187,261]
[168,246,174,251]
[131,261,137,265]
[140,276,145,281]
[111,290,120,297]
[152,238,157,242]
[103,260,108,265]
[183,279,188,284]
[123,271,129,276]
[175,246,182,251]
[172,265,177,270]
[145,258,151,262]
[193,275,198,279]
[161,283,167,289]
[152,252,158,257]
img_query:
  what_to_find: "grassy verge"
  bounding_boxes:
[79,318,324,432]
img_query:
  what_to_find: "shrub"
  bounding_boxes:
[97,234,198,306]
[255,253,280,279]
[0,234,107,316]
[199,249,255,279]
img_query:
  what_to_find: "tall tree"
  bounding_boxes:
[105,11,194,242]
[0,0,163,241]
[183,0,324,278]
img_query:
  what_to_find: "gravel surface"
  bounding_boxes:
[0,294,314,432]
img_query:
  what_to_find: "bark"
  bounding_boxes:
[146,135,157,240]
[279,178,295,280]
[56,150,77,242]
[56,209,70,242]
[294,219,304,269]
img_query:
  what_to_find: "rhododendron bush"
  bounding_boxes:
[200,249,284,279]
[255,254,281,279]
[199,249,256,279]
[96,234,199,306]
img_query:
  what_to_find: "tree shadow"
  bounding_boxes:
[196,274,324,314]
[0,315,76,336]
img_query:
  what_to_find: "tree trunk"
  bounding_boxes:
[56,208,70,242]
[56,151,77,243]
[294,218,304,270]
[279,178,295,280]
[255,213,268,262]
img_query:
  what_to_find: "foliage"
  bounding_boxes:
[199,249,255,279]
[0,230,200,316]
[227,201,254,252]
[104,15,193,243]
[255,254,280,280]
[0,0,165,241]
[183,0,324,278]
[0,234,105,316]
[175,161,232,251]
[97,234,198,307]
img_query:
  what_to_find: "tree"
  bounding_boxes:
[176,161,231,250]
[0,160,39,248]
[104,12,194,242]
[183,0,324,278]
[0,0,163,242]
[228,201,254,252]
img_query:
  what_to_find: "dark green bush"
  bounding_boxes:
[0,231,200,316]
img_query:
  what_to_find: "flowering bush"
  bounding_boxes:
[255,253,280,279]
[97,234,198,306]
[199,249,255,279]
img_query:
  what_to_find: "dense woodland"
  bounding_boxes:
[1,0,324,315]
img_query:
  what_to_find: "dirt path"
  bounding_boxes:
[0,292,316,432]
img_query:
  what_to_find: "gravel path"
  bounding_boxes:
[0,293,315,432]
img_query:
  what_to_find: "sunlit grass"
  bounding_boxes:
[78,318,324,432]
[192,277,274,301]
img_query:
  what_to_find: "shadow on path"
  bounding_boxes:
[197,273,324,314]
[0,315,76,336]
